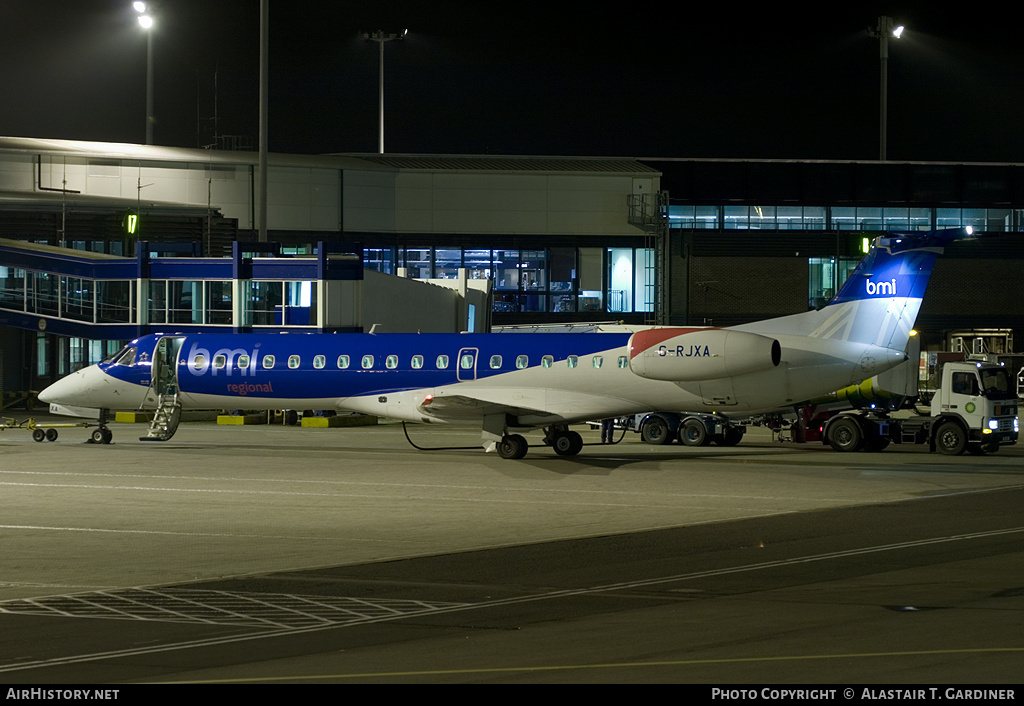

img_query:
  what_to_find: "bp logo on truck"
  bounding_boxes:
[965,402,976,413]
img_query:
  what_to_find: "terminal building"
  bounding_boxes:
[1,136,1022,401]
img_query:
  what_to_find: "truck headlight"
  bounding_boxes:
[988,419,999,430]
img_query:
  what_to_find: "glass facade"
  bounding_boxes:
[808,257,860,309]
[0,267,135,323]
[670,205,1024,232]
[362,246,657,315]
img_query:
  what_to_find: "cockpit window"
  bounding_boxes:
[115,347,137,366]
[104,347,126,363]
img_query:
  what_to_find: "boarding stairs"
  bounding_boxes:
[139,391,182,442]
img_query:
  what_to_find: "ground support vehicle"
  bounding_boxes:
[822,361,1018,455]
[0,416,111,443]
[632,412,745,447]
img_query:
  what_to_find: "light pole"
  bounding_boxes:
[871,16,904,161]
[133,2,155,145]
[361,29,407,153]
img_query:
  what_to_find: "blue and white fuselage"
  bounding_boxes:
[38,229,969,458]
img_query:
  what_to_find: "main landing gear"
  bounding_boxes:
[496,433,529,460]
[495,427,583,460]
[404,418,585,460]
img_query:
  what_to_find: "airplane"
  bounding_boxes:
[38,228,970,459]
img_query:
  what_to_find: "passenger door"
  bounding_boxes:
[153,336,185,396]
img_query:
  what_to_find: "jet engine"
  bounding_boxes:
[628,328,781,381]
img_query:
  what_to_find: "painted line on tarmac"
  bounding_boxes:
[154,645,1024,683]
[2,524,1023,675]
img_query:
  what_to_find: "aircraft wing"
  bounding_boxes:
[414,385,639,427]
[418,391,561,424]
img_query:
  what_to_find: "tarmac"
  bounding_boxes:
[1,414,1022,684]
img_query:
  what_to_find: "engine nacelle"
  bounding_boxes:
[628,328,781,381]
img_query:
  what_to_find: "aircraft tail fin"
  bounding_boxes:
[738,228,971,352]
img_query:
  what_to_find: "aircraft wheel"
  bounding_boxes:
[828,417,863,452]
[32,428,45,442]
[497,434,529,460]
[679,419,709,446]
[552,431,583,457]
[92,428,113,445]
[568,430,583,455]
[45,428,58,442]
[935,422,967,456]
[640,417,673,445]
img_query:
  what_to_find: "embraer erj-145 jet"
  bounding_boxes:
[39,229,968,459]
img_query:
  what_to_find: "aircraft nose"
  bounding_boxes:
[38,365,107,406]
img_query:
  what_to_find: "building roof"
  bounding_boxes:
[334,153,661,175]
[0,136,661,177]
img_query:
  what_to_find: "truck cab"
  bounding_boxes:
[930,361,1019,453]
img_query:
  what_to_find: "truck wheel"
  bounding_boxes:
[679,419,709,446]
[935,422,967,456]
[828,417,863,452]
[717,427,745,447]
[865,436,891,452]
[641,417,673,445]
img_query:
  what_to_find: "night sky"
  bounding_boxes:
[3,1,1023,162]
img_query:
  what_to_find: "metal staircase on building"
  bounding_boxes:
[139,392,182,442]
[627,190,670,325]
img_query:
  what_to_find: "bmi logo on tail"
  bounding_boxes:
[866,278,897,296]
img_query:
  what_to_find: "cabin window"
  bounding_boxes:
[192,354,206,371]
[411,355,424,369]
[617,356,628,368]
[542,355,553,368]
[238,355,250,369]
[567,355,578,368]
[386,355,398,369]
[460,354,474,369]
[262,355,275,369]
[288,355,300,369]
[490,355,502,369]
[313,355,325,369]
[436,355,449,369]
[213,355,227,370]
[362,355,374,369]
[516,355,528,369]
[593,355,603,369]
[338,355,350,369]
